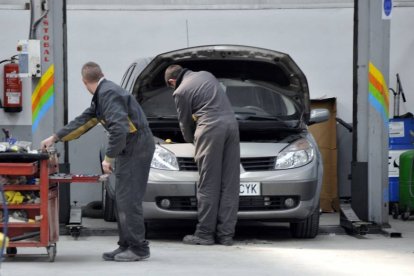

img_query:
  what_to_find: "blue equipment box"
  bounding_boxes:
[389,118,414,202]
[389,118,414,146]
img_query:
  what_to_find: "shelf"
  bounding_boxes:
[49,174,101,183]
[3,185,40,191]
[1,204,40,209]
[8,241,46,248]
[0,162,38,175]
[0,223,41,228]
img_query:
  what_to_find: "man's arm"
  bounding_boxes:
[173,92,195,143]
[41,106,98,149]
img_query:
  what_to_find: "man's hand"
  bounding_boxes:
[41,135,57,150]
[102,159,113,174]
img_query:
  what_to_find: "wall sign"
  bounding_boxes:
[382,0,393,20]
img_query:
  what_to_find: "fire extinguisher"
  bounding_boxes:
[3,62,22,112]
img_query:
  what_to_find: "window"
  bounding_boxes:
[222,79,297,118]
[120,64,135,90]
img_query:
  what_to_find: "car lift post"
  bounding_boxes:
[341,0,400,238]
[30,0,70,224]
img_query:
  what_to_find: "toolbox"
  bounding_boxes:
[0,152,103,261]
[0,152,59,262]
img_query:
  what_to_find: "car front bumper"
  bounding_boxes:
[143,178,319,222]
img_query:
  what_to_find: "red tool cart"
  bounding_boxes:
[0,152,59,262]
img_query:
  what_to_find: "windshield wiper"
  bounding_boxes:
[235,114,281,121]
[147,115,178,120]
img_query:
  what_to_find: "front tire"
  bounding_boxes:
[290,206,320,239]
[103,184,116,222]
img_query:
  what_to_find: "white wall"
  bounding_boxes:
[389,7,414,117]
[0,10,32,126]
[66,8,355,121]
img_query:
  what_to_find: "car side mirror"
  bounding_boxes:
[309,108,330,125]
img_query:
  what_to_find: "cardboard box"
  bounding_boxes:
[309,98,339,212]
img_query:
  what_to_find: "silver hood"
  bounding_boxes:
[161,142,288,158]
[132,45,311,123]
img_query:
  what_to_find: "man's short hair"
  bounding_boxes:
[164,64,183,86]
[82,61,104,83]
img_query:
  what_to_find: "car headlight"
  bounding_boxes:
[151,145,179,171]
[275,138,314,169]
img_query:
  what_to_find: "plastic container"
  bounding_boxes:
[397,150,414,220]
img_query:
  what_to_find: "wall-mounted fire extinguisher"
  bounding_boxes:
[3,62,22,112]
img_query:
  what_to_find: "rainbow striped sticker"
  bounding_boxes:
[368,62,389,125]
[32,64,54,132]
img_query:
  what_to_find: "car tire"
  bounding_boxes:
[290,205,320,239]
[103,183,116,222]
[99,146,117,222]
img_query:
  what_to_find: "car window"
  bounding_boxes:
[121,64,135,90]
[140,79,298,119]
[141,87,178,117]
[221,79,297,117]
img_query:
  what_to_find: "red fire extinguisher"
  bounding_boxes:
[3,62,22,112]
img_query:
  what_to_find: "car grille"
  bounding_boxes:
[155,196,299,211]
[177,158,198,171]
[177,157,276,171]
[241,157,276,171]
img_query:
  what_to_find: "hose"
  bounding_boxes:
[29,0,49,39]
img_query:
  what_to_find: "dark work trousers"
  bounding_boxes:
[114,128,155,251]
[194,119,240,240]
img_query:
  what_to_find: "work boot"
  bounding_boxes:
[102,246,127,261]
[217,236,234,246]
[182,235,215,245]
[114,248,150,262]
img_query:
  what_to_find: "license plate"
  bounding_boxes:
[239,182,261,196]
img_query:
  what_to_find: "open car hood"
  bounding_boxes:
[133,45,311,123]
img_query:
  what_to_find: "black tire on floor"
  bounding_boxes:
[290,206,320,239]
[82,201,104,218]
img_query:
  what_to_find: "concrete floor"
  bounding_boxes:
[1,214,414,276]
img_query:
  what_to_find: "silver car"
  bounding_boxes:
[118,45,329,238]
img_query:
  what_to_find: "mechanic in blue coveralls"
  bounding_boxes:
[165,64,240,246]
[41,62,155,262]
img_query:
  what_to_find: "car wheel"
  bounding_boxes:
[100,146,117,222]
[290,206,320,239]
[102,183,116,222]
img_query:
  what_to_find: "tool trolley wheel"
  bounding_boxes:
[47,244,57,262]
[69,225,82,240]
[6,247,17,257]
[391,203,400,219]
[401,210,411,221]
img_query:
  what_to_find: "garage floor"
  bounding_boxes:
[1,214,413,276]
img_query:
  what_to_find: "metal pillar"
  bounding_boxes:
[352,0,390,226]
[31,0,70,223]
[30,0,66,153]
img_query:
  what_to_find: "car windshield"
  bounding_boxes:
[141,78,299,120]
